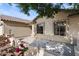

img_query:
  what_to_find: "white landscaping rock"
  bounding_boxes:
[9,37,15,46]
[45,42,72,56]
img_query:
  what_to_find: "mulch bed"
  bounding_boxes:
[0,47,15,56]
[0,36,10,47]
[0,36,38,56]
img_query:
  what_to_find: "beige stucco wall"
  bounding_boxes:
[35,11,69,35]
[36,17,54,35]
[35,11,72,43]
[69,15,79,39]
[33,11,79,43]
[54,11,69,20]
[3,21,32,37]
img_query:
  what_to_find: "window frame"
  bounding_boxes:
[54,21,66,36]
[37,22,45,34]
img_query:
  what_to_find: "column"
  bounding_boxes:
[31,24,36,37]
[0,21,4,35]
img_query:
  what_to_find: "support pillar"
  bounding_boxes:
[31,24,36,37]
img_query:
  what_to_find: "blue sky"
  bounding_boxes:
[0,3,72,20]
[0,3,38,20]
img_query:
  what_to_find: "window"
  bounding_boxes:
[37,23,44,34]
[54,21,66,36]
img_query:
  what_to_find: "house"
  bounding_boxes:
[0,10,79,44]
[0,15,32,38]
[31,10,79,44]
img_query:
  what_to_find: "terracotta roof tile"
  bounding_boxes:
[0,15,32,24]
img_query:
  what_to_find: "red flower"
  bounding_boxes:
[15,48,21,53]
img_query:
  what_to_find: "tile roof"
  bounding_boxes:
[0,15,32,24]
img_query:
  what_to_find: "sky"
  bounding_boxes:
[0,3,38,20]
[0,3,72,20]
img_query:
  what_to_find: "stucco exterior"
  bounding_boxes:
[33,11,76,43]
[3,21,32,37]
[35,11,70,35]
[69,15,79,39]
[0,15,32,38]
[0,11,79,44]
[35,17,54,35]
